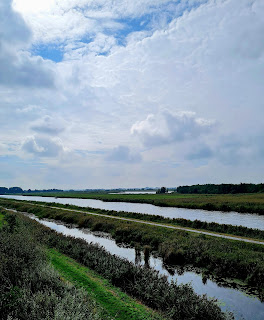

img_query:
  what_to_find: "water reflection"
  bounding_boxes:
[25,213,264,320]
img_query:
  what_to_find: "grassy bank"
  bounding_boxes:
[28,200,264,240]
[0,212,4,226]
[0,208,230,320]
[22,191,264,215]
[0,209,163,320]
[49,249,163,320]
[3,198,264,241]
[1,199,264,296]
[0,211,109,320]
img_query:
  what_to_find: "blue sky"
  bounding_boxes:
[0,0,264,189]
[29,1,208,62]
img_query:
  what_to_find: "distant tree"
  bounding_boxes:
[177,183,264,194]
[0,187,8,194]
[8,187,23,194]
[156,186,168,194]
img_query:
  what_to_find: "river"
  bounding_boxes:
[1,195,264,230]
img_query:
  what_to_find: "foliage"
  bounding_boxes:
[156,187,168,194]
[0,187,23,194]
[177,183,264,194]
[2,197,263,240]
[0,212,106,320]
[49,249,164,320]
[1,199,264,296]
[21,190,264,214]
[0,208,231,320]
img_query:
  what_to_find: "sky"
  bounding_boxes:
[0,0,264,189]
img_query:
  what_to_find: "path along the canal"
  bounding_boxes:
[3,202,264,245]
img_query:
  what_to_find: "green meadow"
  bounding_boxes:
[25,191,264,214]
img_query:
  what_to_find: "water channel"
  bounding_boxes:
[1,195,264,230]
[19,212,264,320]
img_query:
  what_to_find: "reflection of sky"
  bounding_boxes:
[39,218,136,261]
[2,195,264,230]
[29,215,264,320]
[149,255,264,319]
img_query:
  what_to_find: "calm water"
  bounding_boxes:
[22,213,264,320]
[1,195,264,230]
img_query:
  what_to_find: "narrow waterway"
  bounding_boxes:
[1,195,264,230]
[21,213,263,320]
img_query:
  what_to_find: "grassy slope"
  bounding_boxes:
[24,191,264,214]
[0,210,163,320]
[0,212,5,227]
[49,249,164,320]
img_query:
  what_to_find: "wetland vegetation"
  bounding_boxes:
[0,208,231,320]
[22,190,264,215]
[1,198,263,298]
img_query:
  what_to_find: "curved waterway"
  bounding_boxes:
[2,195,264,230]
[19,213,264,320]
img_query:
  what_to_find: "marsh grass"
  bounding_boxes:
[0,212,108,320]
[0,208,231,320]
[1,199,264,296]
[23,191,264,214]
[49,249,165,320]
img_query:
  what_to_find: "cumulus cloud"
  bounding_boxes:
[22,136,65,157]
[106,145,142,163]
[0,0,54,88]
[1,0,264,188]
[131,110,215,147]
[30,115,66,135]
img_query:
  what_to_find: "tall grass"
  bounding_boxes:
[1,209,232,320]
[1,199,264,296]
[0,213,107,320]
[2,198,264,240]
[23,191,264,214]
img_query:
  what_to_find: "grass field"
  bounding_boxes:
[24,191,264,214]
[0,212,4,227]
[49,249,164,320]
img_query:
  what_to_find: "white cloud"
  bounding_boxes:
[22,135,65,157]
[1,0,264,188]
[12,0,207,46]
[16,105,41,114]
[0,0,54,88]
[131,110,215,147]
[30,115,67,135]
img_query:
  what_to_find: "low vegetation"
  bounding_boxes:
[49,249,164,320]
[1,199,263,297]
[0,208,231,320]
[22,199,264,241]
[22,190,264,214]
[0,212,108,320]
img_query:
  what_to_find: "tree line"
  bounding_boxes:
[177,183,264,194]
[0,187,62,194]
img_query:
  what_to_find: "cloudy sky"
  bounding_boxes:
[0,0,264,189]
